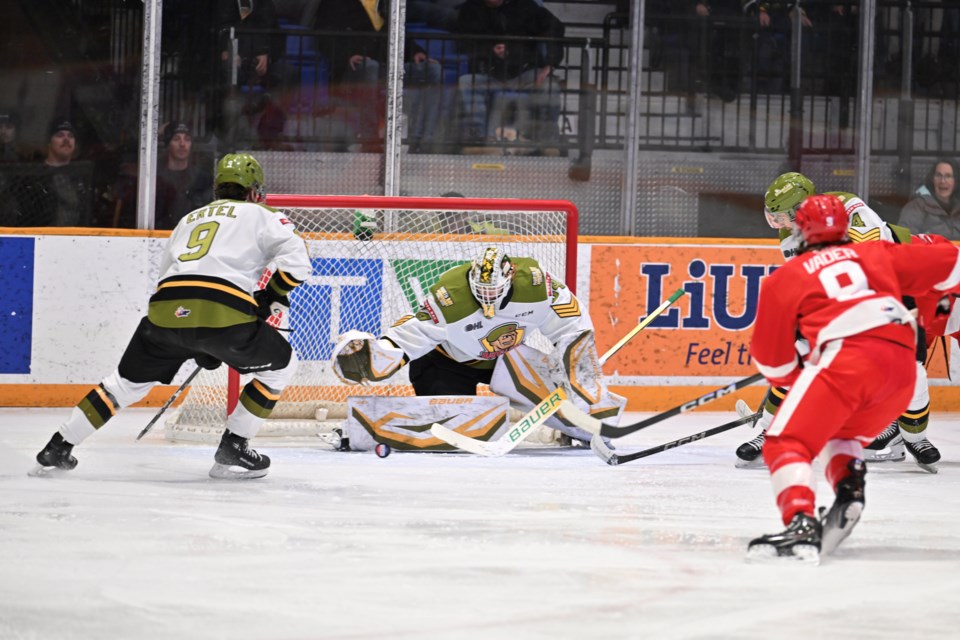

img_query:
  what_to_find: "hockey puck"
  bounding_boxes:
[375,443,392,458]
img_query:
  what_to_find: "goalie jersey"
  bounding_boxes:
[148,199,311,329]
[384,257,591,368]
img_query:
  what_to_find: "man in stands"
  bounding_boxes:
[747,194,960,563]
[31,153,311,480]
[155,122,213,230]
[454,0,565,154]
[9,118,92,227]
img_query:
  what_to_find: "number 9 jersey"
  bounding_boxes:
[750,241,960,388]
[148,199,311,329]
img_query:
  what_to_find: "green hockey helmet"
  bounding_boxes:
[764,172,815,229]
[215,153,266,201]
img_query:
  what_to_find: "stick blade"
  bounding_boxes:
[589,434,618,465]
[429,423,500,456]
[558,401,601,435]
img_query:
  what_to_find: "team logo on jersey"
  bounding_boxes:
[530,267,543,286]
[435,286,454,307]
[479,323,525,359]
[849,212,865,227]
[175,306,191,318]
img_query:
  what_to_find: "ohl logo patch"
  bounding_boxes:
[479,322,525,359]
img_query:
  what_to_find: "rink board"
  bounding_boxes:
[2,229,960,410]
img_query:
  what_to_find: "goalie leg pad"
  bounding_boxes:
[490,345,625,442]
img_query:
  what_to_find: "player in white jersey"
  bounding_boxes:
[333,247,624,443]
[32,153,312,479]
[736,171,942,471]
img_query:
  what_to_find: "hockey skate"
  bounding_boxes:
[209,430,271,479]
[863,421,905,463]
[903,437,940,474]
[746,513,821,565]
[29,433,79,477]
[820,459,866,555]
[734,400,766,469]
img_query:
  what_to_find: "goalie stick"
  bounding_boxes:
[430,388,568,456]
[560,372,765,438]
[136,367,201,441]
[589,410,762,466]
[598,288,686,366]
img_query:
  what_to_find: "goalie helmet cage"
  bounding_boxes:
[167,194,579,441]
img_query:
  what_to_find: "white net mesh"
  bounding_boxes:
[168,196,576,439]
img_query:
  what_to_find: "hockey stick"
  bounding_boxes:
[589,410,762,466]
[598,288,686,366]
[430,387,568,456]
[136,367,202,441]
[560,372,765,438]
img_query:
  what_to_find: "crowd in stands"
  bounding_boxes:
[2,1,960,229]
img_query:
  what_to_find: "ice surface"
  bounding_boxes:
[2,408,960,639]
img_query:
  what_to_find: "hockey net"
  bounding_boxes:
[166,195,578,442]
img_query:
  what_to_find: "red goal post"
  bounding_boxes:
[168,194,579,439]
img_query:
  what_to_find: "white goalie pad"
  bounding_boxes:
[343,395,510,451]
[490,343,625,443]
[331,330,406,385]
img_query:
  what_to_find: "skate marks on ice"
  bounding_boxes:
[2,408,960,638]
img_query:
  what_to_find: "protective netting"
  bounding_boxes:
[168,196,576,437]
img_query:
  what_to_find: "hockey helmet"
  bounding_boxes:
[215,153,266,201]
[793,194,849,249]
[468,247,514,318]
[764,172,816,229]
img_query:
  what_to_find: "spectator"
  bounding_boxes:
[454,0,565,154]
[898,159,960,240]
[408,0,465,31]
[405,48,444,153]
[741,1,812,93]
[0,108,30,163]
[688,1,741,103]
[216,0,287,146]
[155,122,214,230]
[314,0,442,152]
[7,118,92,227]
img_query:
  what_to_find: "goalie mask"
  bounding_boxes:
[468,247,514,318]
[764,172,815,229]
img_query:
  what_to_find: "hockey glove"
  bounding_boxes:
[254,289,290,331]
[331,330,406,385]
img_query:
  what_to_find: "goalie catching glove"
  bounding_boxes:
[332,330,407,385]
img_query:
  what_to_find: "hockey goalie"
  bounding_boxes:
[331,246,625,450]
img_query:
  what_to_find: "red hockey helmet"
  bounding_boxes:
[793,194,849,248]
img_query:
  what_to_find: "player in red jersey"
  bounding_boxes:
[746,194,960,564]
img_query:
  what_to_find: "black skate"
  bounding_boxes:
[735,432,765,469]
[820,459,866,555]
[864,421,905,463]
[746,513,822,565]
[29,433,78,477]
[903,437,940,474]
[209,430,271,479]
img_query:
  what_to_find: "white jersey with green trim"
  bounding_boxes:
[158,199,311,292]
[384,260,592,367]
[779,192,894,261]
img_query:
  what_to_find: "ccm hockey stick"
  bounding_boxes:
[589,410,762,466]
[430,387,568,456]
[598,288,686,366]
[136,367,201,441]
[560,372,765,438]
